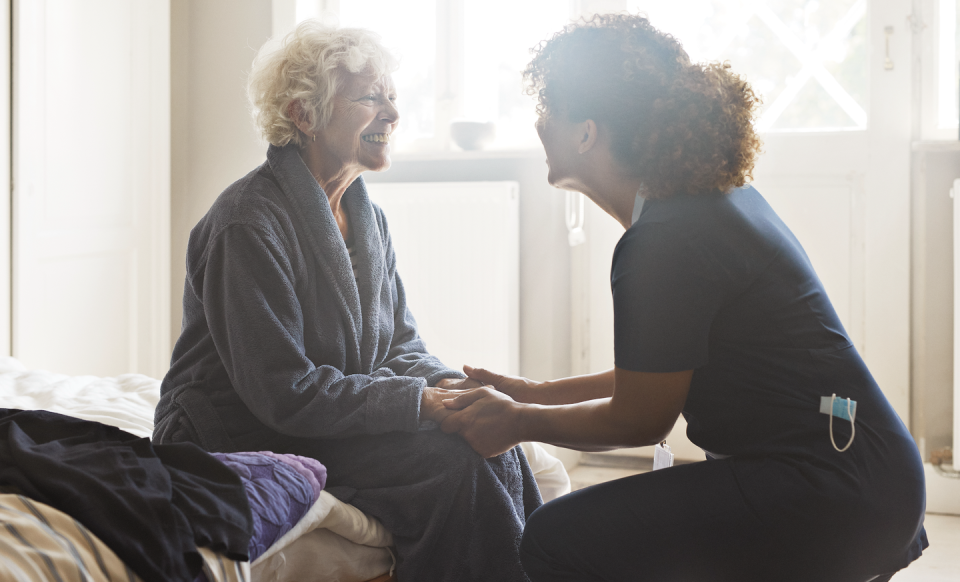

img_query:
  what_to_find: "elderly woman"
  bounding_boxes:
[442,14,927,582]
[153,22,540,581]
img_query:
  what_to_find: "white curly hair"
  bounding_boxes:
[247,20,399,147]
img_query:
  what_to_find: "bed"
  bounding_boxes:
[0,356,570,582]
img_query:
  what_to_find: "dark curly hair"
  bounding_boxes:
[523,13,763,199]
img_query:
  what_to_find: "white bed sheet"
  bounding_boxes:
[0,356,159,439]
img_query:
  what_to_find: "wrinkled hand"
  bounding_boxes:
[463,365,543,404]
[435,376,485,391]
[420,386,476,424]
[439,387,523,458]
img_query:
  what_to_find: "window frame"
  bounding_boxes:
[920,0,958,140]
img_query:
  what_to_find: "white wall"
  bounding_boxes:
[911,143,960,459]
[170,0,274,346]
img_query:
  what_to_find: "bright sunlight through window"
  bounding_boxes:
[334,0,575,152]
[310,0,874,153]
[629,0,868,132]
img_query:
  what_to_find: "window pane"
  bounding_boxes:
[462,0,575,148]
[628,0,868,132]
[335,0,437,148]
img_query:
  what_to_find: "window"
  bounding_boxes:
[295,0,873,151]
[628,0,868,132]
[460,0,574,148]
[316,0,577,152]
[915,0,960,140]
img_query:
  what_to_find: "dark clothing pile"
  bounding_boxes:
[0,409,252,582]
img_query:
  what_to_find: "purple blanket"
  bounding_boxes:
[212,452,327,561]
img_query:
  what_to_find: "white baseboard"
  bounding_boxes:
[924,462,960,515]
[536,452,960,514]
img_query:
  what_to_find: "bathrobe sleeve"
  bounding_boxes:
[199,223,425,439]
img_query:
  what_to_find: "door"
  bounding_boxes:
[13,0,170,378]
[571,0,914,460]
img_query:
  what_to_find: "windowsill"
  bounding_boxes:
[912,140,960,151]
[391,147,545,163]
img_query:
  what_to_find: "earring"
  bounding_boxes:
[312,134,316,142]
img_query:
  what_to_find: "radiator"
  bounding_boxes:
[364,181,520,376]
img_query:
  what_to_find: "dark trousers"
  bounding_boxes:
[520,458,914,582]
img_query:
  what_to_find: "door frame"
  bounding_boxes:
[0,0,10,357]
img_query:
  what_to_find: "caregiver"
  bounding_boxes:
[153,21,540,581]
[442,13,927,582]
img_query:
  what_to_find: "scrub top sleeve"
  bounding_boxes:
[612,222,727,373]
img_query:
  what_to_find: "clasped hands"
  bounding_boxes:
[421,366,540,458]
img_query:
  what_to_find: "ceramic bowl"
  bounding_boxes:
[449,120,496,150]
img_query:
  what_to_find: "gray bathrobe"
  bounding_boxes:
[154,143,541,581]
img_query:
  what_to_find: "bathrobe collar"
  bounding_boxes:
[266,143,386,373]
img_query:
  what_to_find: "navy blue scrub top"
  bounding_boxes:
[611,185,928,573]
[613,185,908,458]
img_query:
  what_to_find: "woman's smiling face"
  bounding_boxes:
[318,71,399,174]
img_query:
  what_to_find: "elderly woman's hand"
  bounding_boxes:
[463,365,544,404]
[420,385,484,424]
[419,377,488,425]
[439,387,524,458]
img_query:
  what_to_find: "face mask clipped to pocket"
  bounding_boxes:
[820,394,857,452]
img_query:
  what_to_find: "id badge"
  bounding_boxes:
[653,441,674,470]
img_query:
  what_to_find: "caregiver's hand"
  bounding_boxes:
[440,387,523,458]
[463,365,544,404]
[435,376,485,391]
[421,386,477,423]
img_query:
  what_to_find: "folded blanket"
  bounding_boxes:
[211,452,326,561]
[253,450,327,499]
